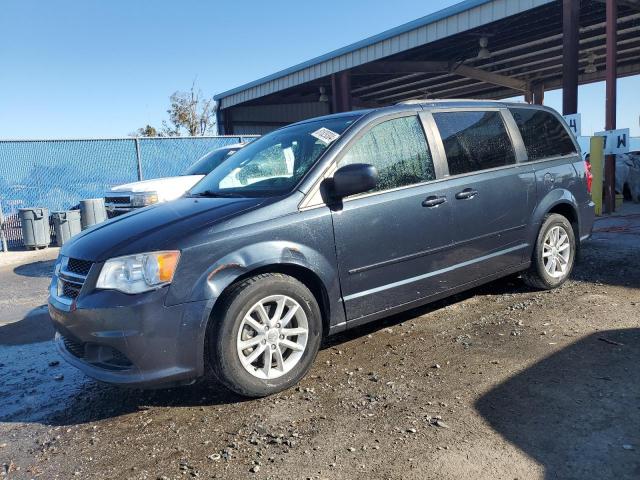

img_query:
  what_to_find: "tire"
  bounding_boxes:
[207,273,322,397]
[522,213,576,290]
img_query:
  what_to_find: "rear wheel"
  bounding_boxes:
[522,214,576,290]
[208,273,322,397]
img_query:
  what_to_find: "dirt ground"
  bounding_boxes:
[1,207,639,480]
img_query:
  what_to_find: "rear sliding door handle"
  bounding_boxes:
[455,188,479,200]
[422,195,447,207]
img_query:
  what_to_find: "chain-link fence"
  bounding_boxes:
[0,135,257,250]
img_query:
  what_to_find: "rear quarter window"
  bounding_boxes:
[509,108,577,161]
[432,110,516,175]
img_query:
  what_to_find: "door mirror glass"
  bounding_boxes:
[332,163,378,198]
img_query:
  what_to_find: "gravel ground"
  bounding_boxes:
[1,209,639,480]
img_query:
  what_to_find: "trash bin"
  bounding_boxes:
[52,210,82,246]
[80,198,107,230]
[19,208,50,249]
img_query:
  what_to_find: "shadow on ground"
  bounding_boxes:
[476,328,640,480]
[13,259,55,278]
[0,306,54,345]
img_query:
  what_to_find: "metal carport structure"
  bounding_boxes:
[214,0,640,210]
[215,0,639,127]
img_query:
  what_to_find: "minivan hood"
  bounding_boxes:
[109,175,204,201]
[62,196,265,261]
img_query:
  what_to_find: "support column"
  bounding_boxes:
[331,71,352,113]
[533,82,545,105]
[222,108,234,135]
[562,0,580,115]
[524,90,533,104]
[215,107,224,135]
[604,0,617,213]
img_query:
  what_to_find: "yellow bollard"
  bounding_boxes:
[590,136,604,216]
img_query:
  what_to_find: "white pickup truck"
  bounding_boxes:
[104,143,244,217]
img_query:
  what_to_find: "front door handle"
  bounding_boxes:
[455,188,479,200]
[422,195,447,208]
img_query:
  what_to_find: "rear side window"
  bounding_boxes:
[510,108,577,161]
[338,115,435,193]
[433,111,516,175]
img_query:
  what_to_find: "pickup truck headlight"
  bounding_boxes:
[96,251,180,294]
[131,192,159,207]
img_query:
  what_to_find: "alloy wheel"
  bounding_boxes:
[236,294,308,380]
[542,225,571,279]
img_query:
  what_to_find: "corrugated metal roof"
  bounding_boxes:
[215,0,554,108]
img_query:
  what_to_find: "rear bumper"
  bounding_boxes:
[579,199,596,242]
[48,287,212,388]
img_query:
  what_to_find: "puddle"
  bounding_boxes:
[0,340,92,423]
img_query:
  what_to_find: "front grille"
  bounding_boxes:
[62,282,81,299]
[66,258,93,276]
[105,196,131,205]
[57,257,92,301]
[109,349,133,367]
[61,336,133,369]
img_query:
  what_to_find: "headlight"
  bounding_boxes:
[96,251,180,294]
[131,192,159,207]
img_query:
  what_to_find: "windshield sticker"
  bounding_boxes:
[283,147,295,174]
[311,127,340,145]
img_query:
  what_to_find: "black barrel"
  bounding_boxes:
[18,208,50,249]
[80,198,107,230]
[52,210,82,246]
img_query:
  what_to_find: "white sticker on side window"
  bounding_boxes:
[311,127,340,145]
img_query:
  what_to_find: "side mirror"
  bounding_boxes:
[331,163,378,199]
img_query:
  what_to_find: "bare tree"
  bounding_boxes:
[132,81,216,137]
[164,81,216,136]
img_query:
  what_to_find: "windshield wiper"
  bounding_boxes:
[189,190,245,198]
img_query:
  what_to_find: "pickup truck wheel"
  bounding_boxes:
[522,214,576,290]
[208,273,322,397]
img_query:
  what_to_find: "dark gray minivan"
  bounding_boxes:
[49,101,595,397]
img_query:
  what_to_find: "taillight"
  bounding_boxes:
[584,160,593,194]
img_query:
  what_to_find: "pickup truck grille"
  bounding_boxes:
[105,195,133,219]
[105,196,131,205]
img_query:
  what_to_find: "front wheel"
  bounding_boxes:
[208,273,322,397]
[522,213,576,290]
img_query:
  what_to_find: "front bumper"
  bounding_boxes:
[48,284,211,388]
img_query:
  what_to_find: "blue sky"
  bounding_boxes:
[0,0,638,139]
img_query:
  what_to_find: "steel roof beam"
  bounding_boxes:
[385,48,640,103]
[593,0,640,12]
[358,61,529,91]
[361,23,640,101]
[357,61,450,75]
[354,12,640,98]
[451,64,529,92]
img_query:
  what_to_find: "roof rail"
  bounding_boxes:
[396,98,500,105]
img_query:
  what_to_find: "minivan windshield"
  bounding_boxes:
[189,115,362,198]
[183,147,239,176]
